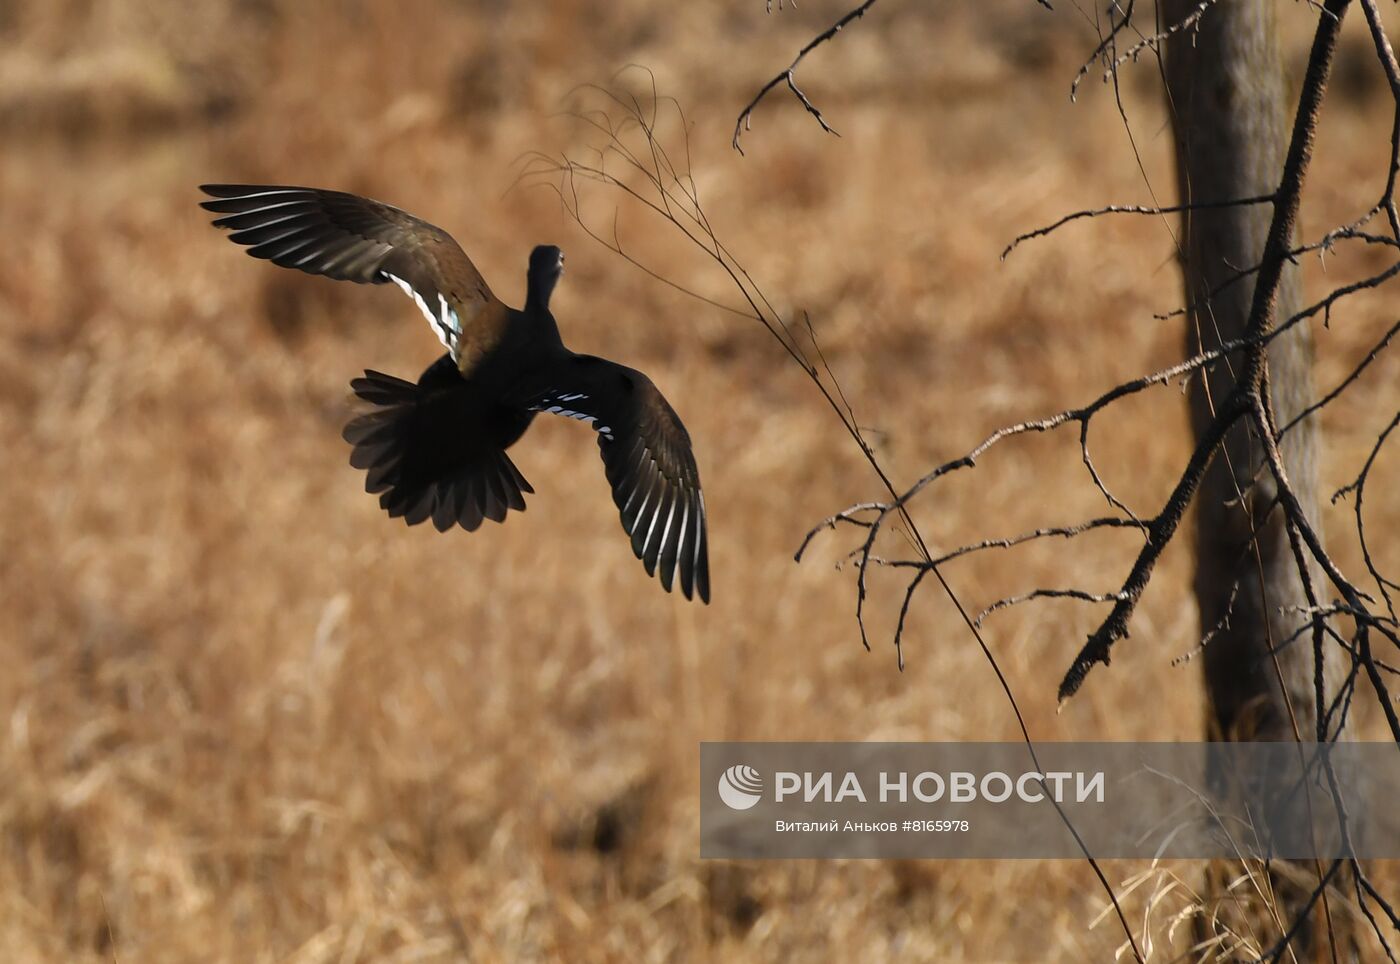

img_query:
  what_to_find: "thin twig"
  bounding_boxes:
[733,0,881,153]
[1001,194,1276,261]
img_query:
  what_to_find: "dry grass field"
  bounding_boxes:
[2,1,1398,961]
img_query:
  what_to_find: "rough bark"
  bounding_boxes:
[1163,0,1325,744]
[1165,1,1341,955]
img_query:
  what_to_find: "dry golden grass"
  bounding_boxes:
[1,1,1398,961]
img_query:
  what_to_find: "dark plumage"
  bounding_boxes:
[200,184,710,602]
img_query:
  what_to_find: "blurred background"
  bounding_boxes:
[1,1,1397,960]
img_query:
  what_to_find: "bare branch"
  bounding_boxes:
[1152,225,1398,323]
[927,517,1141,568]
[1058,397,1242,700]
[1331,412,1400,624]
[732,0,881,154]
[1072,0,1225,101]
[1253,393,1400,744]
[975,588,1127,629]
[1360,0,1400,239]
[1281,319,1400,436]
[1173,578,1242,666]
[1001,194,1276,260]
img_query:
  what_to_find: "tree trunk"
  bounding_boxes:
[1164,0,1325,746]
[1164,0,1338,955]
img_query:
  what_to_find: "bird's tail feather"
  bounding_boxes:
[342,370,533,532]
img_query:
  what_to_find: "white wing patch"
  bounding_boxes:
[693,490,706,577]
[383,272,461,356]
[530,391,615,441]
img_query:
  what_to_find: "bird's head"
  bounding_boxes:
[526,245,565,311]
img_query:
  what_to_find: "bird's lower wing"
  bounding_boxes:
[520,355,709,603]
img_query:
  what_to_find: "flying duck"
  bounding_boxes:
[199,184,709,602]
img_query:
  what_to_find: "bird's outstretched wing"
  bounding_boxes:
[199,184,501,361]
[520,355,710,603]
